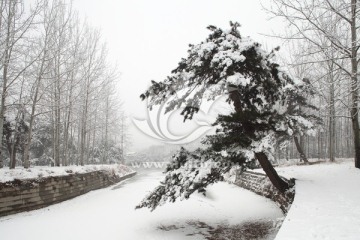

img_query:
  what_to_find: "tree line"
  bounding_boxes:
[0,0,126,169]
[267,0,360,165]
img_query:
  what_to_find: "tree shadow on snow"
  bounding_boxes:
[157,219,281,240]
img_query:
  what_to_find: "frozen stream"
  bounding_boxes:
[0,170,283,240]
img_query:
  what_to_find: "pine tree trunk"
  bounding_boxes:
[228,88,289,192]
[294,136,309,163]
[255,152,290,193]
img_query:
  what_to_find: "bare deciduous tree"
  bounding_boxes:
[267,0,360,168]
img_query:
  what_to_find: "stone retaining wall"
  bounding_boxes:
[234,171,294,213]
[0,171,136,217]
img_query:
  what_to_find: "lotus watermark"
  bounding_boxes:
[133,95,229,145]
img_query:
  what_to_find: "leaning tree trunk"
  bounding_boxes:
[255,152,290,193]
[228,87,290,193]
[294,136,309,163]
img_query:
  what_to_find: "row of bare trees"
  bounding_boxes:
[0,0,126,169]
[265,0,360,168]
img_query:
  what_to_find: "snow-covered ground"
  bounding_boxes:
[273,160,360,240]
[0,170,283,240]
[3,160,356,239]
[0,164,134,183]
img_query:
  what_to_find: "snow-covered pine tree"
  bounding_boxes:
[136,22,318,211]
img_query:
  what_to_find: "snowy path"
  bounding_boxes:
[0,170,282,240]
[274,161,360,240]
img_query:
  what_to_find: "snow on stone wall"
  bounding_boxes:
[0,171,136,217]
[234,171,294,213]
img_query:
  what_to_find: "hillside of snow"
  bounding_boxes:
[0,164,135,183]
[273,160,360,240]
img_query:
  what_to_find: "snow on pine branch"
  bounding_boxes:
[135,147,253,211]
[140,22,290,121]
[0,164,135,183]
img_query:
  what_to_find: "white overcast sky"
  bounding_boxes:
[72,0,285,151]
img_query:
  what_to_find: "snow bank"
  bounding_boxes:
[274,160,360,240]
[0,164,135,183]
